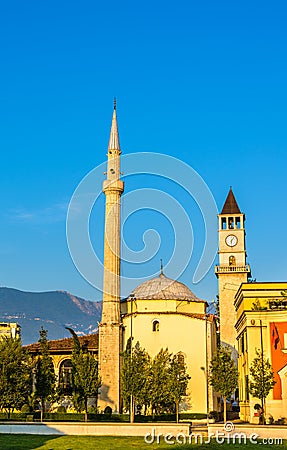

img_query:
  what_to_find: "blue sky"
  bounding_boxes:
[0,0,286,303]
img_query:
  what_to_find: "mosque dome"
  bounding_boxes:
[128,273,203,302]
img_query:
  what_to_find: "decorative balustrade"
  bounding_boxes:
[215,265,251,274]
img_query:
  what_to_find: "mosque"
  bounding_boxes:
[26,103,287,422]
[94,101,219,414]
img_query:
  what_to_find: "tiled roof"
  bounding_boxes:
[25,333,98,353]
[221,187,241,214]
[127,273,205,302]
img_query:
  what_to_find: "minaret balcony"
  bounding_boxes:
[215,264,251,274]
[102,179,124,193]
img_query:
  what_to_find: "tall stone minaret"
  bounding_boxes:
[98,100,124,412]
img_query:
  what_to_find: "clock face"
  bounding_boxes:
[225,234,238,247]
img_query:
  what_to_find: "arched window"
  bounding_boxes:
[229,255,236,266]
[59,359,73,395]
[152,320,160,332]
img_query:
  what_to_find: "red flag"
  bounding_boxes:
[271,323,280,350]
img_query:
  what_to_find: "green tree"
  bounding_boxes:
[148,348,175,416]
[209,346,238,423]
[121,340,151,422]
[249,349,276,424]
[169,353,190,423]
[0,336,32,417]
[121,344,191,421]
[69,329,101,421]
[34,328,56,421]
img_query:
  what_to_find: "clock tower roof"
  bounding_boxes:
[221,187,241,214]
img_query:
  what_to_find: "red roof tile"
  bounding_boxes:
[25,333,98,353]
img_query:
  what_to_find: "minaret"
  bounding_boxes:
[215,188,251,350]
[98,100,124,412]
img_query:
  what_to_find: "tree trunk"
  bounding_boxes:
[40,398,45,422]
[223,396,227,423]
[130,395,134,423]
[152,406,155,420]
[175,400,179,423]
[85,398,88,422]
[261,398,265,425]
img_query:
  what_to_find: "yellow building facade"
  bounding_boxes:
[121,272,218,414]
[235,282,287,423]
[0,322,21,339]
[26,334,98,397]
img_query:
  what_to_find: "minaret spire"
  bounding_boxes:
[99,100,124,413]
[108,98,121,152]
[160,259,164,276]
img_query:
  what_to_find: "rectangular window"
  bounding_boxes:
[221,218,227,230]
[236,217,241,229]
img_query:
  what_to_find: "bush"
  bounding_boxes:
[57,406,67,413]
[104,406,112,417]
[208,411,218,421]
[21,404,31,414]
[0,410,209,423]
[179,413,207,420]
[88,406,99,414]
[34,412,83,421]
[0,412,27,421]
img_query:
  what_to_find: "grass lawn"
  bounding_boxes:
[0,435,285,450]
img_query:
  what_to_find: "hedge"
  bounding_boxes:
[0,412,207,422]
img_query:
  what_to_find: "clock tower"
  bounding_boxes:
[215,188,251,349]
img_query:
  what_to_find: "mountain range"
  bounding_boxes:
[0,287,102,345]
